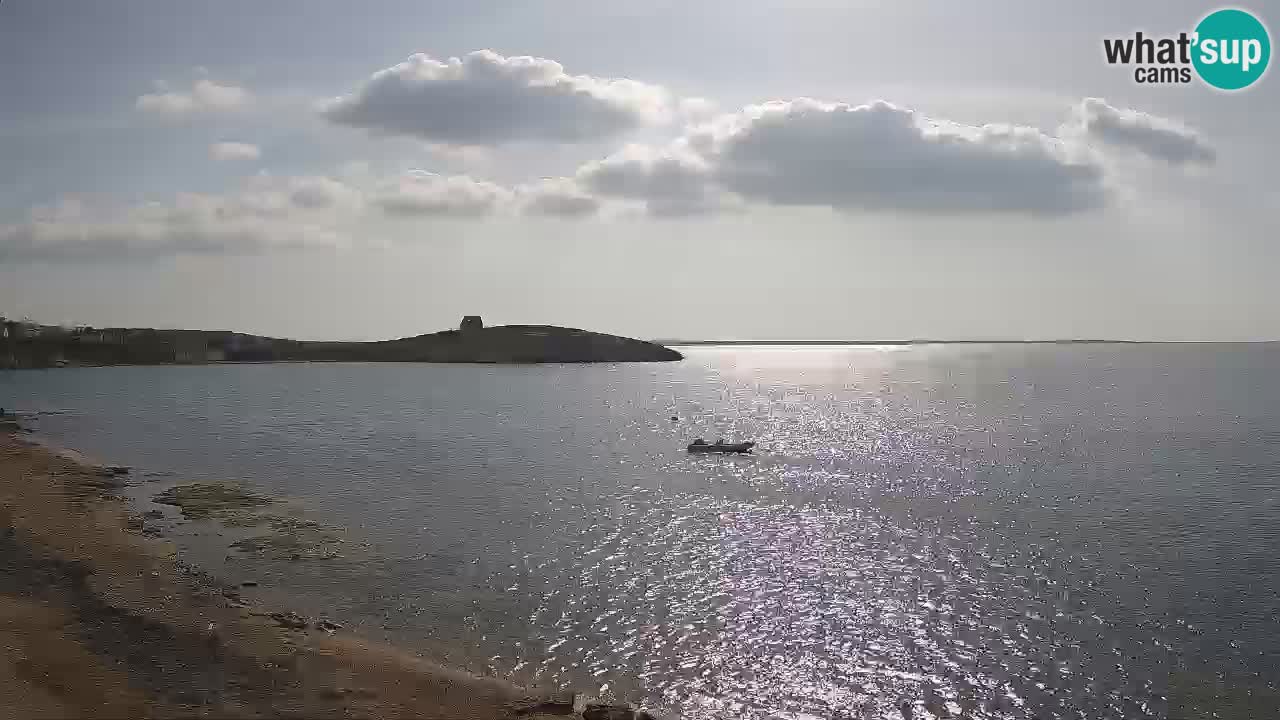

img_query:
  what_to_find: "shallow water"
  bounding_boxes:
[5,345,1279,718]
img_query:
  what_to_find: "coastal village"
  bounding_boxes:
[1,316,279,368]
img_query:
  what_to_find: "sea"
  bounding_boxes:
[3,344,1278,719]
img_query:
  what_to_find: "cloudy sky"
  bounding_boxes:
[1,1,1276,341]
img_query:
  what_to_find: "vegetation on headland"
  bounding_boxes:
[0,315,682,368]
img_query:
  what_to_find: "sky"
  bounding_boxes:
[1,0,1277,341]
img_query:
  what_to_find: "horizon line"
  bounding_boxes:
[655,339,1280,345]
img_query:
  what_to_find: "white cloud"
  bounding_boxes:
[137,79,252,115]
[423,143,495,174]
[234,174,364,215]
[12,94,1204,263]
[577,99,1109,217]
[517,178,601,218]
[1069,97,1215,166]
[678,97,720,124]
[704,99,1106,215]
[373,171,513,217]
[281,175,362,210]
[577,143,735,216]
[375,174,604,219]
[0,175,357,262]
[319,50,671,144]
[0,169,610,262]
[209,142,261,161]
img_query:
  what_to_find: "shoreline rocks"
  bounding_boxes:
[152,481,275,521]
[4,422,676,720]
[510,692,663,719]
[269,611,310,630]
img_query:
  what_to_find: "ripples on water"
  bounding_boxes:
[5,345,1279,718]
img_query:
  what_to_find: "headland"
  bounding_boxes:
[1,315,682,368]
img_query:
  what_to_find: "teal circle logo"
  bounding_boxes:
[1192,8,1271,90]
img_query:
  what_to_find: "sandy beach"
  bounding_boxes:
[0,427,642,720]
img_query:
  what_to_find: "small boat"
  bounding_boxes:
[687,438,756,454]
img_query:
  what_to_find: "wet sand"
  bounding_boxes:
[0,430,599,719]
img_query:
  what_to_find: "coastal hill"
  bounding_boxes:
[292,320,683,363]
[0,316,682,367]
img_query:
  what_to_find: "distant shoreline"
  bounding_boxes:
[659,339,1276,346]
[1,319,682,369]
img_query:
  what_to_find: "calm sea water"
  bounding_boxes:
[4,345,1279,719]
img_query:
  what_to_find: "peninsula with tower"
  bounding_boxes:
[0,315,683,368]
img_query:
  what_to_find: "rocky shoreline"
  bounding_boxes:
[0,417,663,719]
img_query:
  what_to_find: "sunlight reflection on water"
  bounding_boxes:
[6,344,1279,718]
